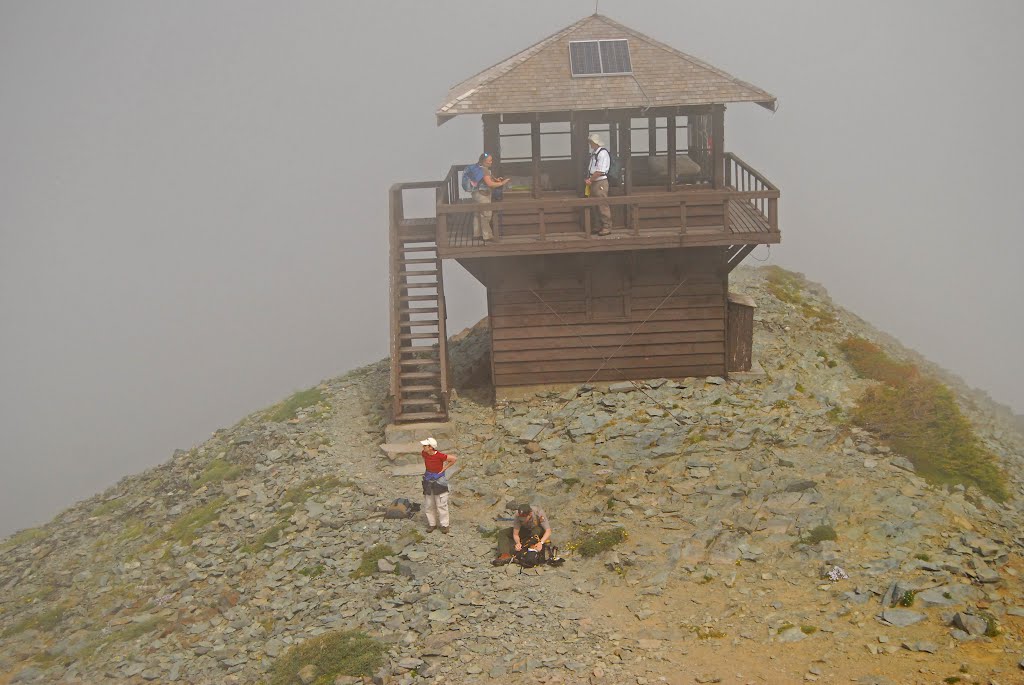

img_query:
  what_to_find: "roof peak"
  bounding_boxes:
[437,14,776,124]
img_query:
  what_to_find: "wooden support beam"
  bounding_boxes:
[483,114,500,163]
[712,105,725,189]
[725,244,756,273]
[622,114,633,196]
[530,120,541,200]
[667,115,677,192]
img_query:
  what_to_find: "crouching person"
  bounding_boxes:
[420,437,455,534]
[493,503,551,565]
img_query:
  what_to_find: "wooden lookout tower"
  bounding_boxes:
[389,14,781,422]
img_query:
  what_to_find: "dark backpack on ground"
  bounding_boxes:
[384,498,421,519]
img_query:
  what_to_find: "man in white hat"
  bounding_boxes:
[420,437,456,533]
[586,133,613,236]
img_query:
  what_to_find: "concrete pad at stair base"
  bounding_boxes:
[729,360,767,382]
[385,421,455,444]
[379,441,424,463]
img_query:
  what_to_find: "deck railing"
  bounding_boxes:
[725,152,779,231]
[432,155,777,246]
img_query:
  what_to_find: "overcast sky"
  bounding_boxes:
[2,1,1022,537]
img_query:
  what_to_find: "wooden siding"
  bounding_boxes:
[482,249,727,388]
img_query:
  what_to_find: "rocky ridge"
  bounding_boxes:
[1,266,1024,685]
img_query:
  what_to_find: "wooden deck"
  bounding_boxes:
[439,195,776,257]
[425,152,779,259]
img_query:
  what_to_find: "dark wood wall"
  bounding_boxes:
[464,248,728,388]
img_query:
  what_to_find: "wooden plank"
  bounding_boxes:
[491,318,724,340]
[493,294,725,316]
[491,330,725,352]
[494,341,723,363]
[494,364,726,387]
[494,353,725,374]
[490,306,724,328]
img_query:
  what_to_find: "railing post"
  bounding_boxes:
[722,199,731,233]
[583,203,592,237]
[679,201,687,235]
[769,198,778,231]
[539,209,546,240]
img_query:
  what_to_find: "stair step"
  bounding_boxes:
[399,371,442,380]
[400,347,438,356]
[399,270,439,278]
[396,411,448,421]
[399,358,439,366]
[400,399,443,407]
[400,333,440,341]
[399,384,442,394]
[400,295,438,302]
[400,307,439,315]
[400,258,438,265]
[400,319,439,327]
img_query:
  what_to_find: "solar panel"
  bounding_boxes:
[599,40,632,74]
[569,41,602,76]
[569,40,632,76]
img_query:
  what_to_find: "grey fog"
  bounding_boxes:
[1,0,1022,537]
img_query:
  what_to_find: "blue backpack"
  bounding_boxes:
[461,164,485,192]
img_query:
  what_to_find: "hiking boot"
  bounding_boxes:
[597,228,611,236]
[440,526,449,534]
[491,553,513,566]
[426,525,436,533]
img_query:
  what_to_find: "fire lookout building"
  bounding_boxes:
[389,14,781,422]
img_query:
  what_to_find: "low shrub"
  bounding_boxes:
[283,476,348,506]
[167,497,227,544]
[351,545,395,579]
[573,527,627,557]
[268,630,386,685]
[800,524,837,545]
[763,266,804,305]
[2,605,66,638]
[838,337,918,386]
[840,336,1008,501]
[195,458,243,488]
[266,387,326,424]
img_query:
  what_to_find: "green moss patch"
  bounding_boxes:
[266,387,327,423]
[351,545,395,579]
[167,497,227,545]
[572,527,627,558]
[799,524,837,546]
[242,523,285,554]
[268,630,386,685]
[2,605,66,638]
[283,476,349,507]
[840,336,1008,501]
[838,337,918,386]
[1,526,47,551]
[763,266,805,305]
[195,458,244,488]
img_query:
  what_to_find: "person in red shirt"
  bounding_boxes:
[420,437,456,533]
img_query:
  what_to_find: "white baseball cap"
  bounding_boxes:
[420,437,438,448]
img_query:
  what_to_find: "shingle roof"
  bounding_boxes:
[437,14,776,124]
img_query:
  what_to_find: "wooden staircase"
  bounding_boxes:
[389,184,449,422]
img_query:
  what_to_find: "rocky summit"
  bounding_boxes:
[2,266,1024,685]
